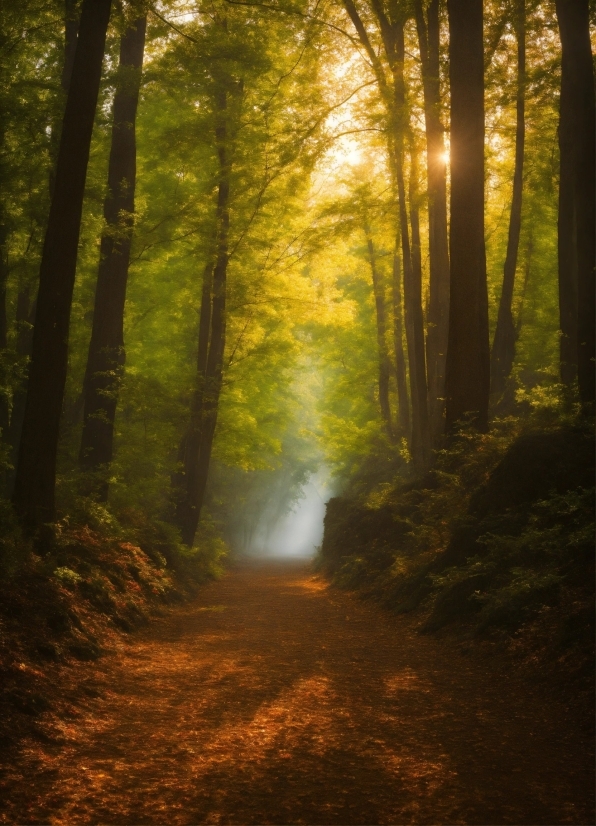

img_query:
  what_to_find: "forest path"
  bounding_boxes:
[4,560,593,825]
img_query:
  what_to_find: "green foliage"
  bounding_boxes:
[319,412,594,671]
[0,1,589,607]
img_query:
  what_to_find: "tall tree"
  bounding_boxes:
[176,85,233,547]
[414,0,450,437]
[364,223,393,438]
[8,0,80,470]
[49,0,80,196]
[444,0,489,431]
[12,0,112,529]
[392,244,410,438]
[555,0,595,402]
[404,134,430,462]
[490,0,526,400]
[0,190,9,441]
[341,0,430,464]
[79,14,147,501]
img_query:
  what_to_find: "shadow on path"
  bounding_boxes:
[1,560,593,824]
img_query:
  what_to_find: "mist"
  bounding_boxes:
[245,473,331,559]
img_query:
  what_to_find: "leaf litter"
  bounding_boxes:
[0,559,593,825]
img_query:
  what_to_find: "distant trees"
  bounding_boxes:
[341,0,432,463]
[0,0,591,548]
[364,224,393,439]
[175,81,234,547]
[162,3,325,548]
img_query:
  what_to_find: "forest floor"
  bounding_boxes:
[0,559,593,826]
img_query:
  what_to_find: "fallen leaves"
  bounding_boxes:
[0,561,593,825]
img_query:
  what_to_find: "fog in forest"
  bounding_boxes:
[244,473,332,559]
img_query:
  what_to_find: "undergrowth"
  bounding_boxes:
[319,406,594,702]
[0,498,228,750]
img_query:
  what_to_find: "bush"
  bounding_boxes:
[318,414,595,673]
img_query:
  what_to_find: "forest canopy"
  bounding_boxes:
[0,0,593,557]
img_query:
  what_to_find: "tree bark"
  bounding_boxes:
[49,0,80,197]
[392,244,411,438]
[414,0,450,438]
[177,89,231,547]
[0,207,10,439]
[8,1,80,470]
[364,225,393,439]
[555,0,595,401]
[171,258,213,515]
[393,26,430,464]
[444,0,490,432]
[7,285,35,474]
[79,15,147,500]
[490,0,525,400]
[12,0,112,529]
[407,143,430,458]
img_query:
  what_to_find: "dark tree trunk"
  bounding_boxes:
[7,286,35,473]
[392,245,411,438]
[0,209,10,438]
[12,0,112,529]
[0,105,10,445]
[414,0,450,438]
[394,26,430,465]
[61,0,79,91]
[407,145,430,459]
[9,2,79,469]
[490,0,525,399]
[444,0,490,432]
[171,259,213,513]
[555,0,595,401]
[177,89,231,548]
[557,93,578,387]
[396,155,422,457]
[79,16,147,500]
[49,0,80,196]
[515,233,533,338]
[364,226,393,439]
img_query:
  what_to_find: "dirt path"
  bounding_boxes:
[1,560,593,825]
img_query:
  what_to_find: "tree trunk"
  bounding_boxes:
[555,0,595,401]
[392,245,411,439]
[49,0,80,196]
[339,1,418,447]
[364,225,393,439]
[8,1,79,469]
[396,153,422,457]
[557,91,578,387]
[172,258,213,515]
[7,285,35,474]
[394,26,430,464]
[407,143,430,461]
[79,15,147,501]
[414,0,450,438]
[0,208,10,439]
[444,0,490,432]
[515,232,533,338]
[12,0,112,529]
[490,0,525,400]
[177,89,231,548]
